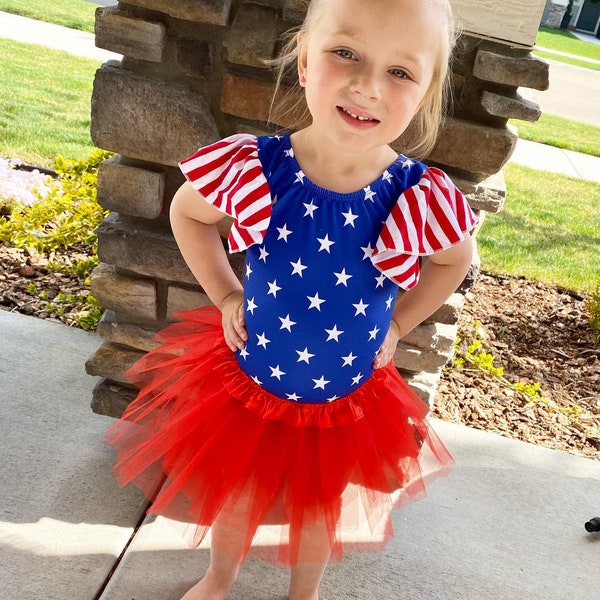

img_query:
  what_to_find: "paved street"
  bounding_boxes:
[529,58,600,127]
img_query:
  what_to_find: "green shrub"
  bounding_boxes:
[0,149,111,329]
[0,148,111,254]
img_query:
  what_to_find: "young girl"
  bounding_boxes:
[107,0,478,598]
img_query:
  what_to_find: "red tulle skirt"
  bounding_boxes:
[107,307,454,566]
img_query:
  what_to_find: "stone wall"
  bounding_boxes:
[86,0,549,417]
[542,1,569,28]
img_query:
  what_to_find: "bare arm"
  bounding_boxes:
[170,181,247,350]
[374,235,474,368]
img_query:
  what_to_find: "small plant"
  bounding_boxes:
[451,320,587,425]
[76,294,104,331]
[513,381,549,406]
[585,278,600,335]
[453,321,504,377]
[48,255,99,282]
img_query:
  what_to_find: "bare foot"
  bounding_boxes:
[180,569,234,600]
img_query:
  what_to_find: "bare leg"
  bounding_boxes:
[288,518,332,600]
[180,500,253,600]
[180,547,240,600]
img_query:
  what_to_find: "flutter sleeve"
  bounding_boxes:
[371,167,479,290]
[179,133,272,252]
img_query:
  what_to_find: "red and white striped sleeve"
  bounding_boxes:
[371,167,479,290]
[179,133,272,253]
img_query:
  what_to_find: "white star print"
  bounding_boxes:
[245,263,253,279]
[402,157,414,168]
[375,273,386,288]
[290,258,308,277]
[284,148,294,158]
[246,297,258,314]
[286,392,302,401]
[303,200,318,218]
[252,375,263,385]
[269,365,286,380]
[327,395,340,402]
[239,346,249,359]
[294,170,305,184]
[277,224,292,242]
[353,299,369,316]
[313,375,330,390]
[267,280,282,297]
[279,314,297,332]
[361,243,374,260]
[317,234,335,253]
[256,332,271,348]
[341,352,357,367]
[296,347,315,364]
[325,325,344,342]
[307,292,326,311]
[258,246,269,262]
[341,208,358,228]
[382,169,393,184]
[385,295,394,310]
[352,373,364,385]
[334,268,352,287]
[364,186,376,201]
[368,325,380,341]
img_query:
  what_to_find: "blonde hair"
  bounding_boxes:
[269,0,460,160]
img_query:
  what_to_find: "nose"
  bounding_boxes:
[350,66,382,101]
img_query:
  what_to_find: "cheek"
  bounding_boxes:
[305,68,339,106]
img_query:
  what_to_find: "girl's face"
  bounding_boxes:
[298,0,443,156]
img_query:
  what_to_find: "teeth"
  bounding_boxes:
[343,108,373,121]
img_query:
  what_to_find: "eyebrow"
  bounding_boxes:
[328,29,426,67]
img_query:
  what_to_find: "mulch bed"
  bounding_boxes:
[435,272,599,460]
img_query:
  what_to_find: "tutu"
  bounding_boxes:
[107,306,454,566]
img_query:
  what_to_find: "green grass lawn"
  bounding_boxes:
[534,49,600,72]
[511,114,600,158]
[480,163,600,293]
[536,25,600,61]
[534,26,600,71]
[0,0,98,32]
[0,38,100,166]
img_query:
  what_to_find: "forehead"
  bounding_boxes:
[307,0,445,58]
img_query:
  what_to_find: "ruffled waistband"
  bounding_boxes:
[141,306,429,429]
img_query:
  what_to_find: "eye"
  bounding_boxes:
[390,68,409,79]
[335,48,356,60]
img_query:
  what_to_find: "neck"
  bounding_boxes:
[290,127,398,193]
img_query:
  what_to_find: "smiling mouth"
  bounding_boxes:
[339,107,379,122]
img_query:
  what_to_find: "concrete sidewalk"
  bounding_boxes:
[1,309,599,600]
[0,10,120,62]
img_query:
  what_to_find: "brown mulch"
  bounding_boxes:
[1,242,599,460]
[435,272,600,461]
[0,243,95,327]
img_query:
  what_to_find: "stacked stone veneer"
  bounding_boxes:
[542,2,568,28]
[86,0,549,417]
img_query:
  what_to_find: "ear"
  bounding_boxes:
[297,32,308,86]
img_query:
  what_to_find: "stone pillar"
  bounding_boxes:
[542,1,570,29]
[86,0,549,416]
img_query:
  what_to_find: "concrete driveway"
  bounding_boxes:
[529,59,600,127]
